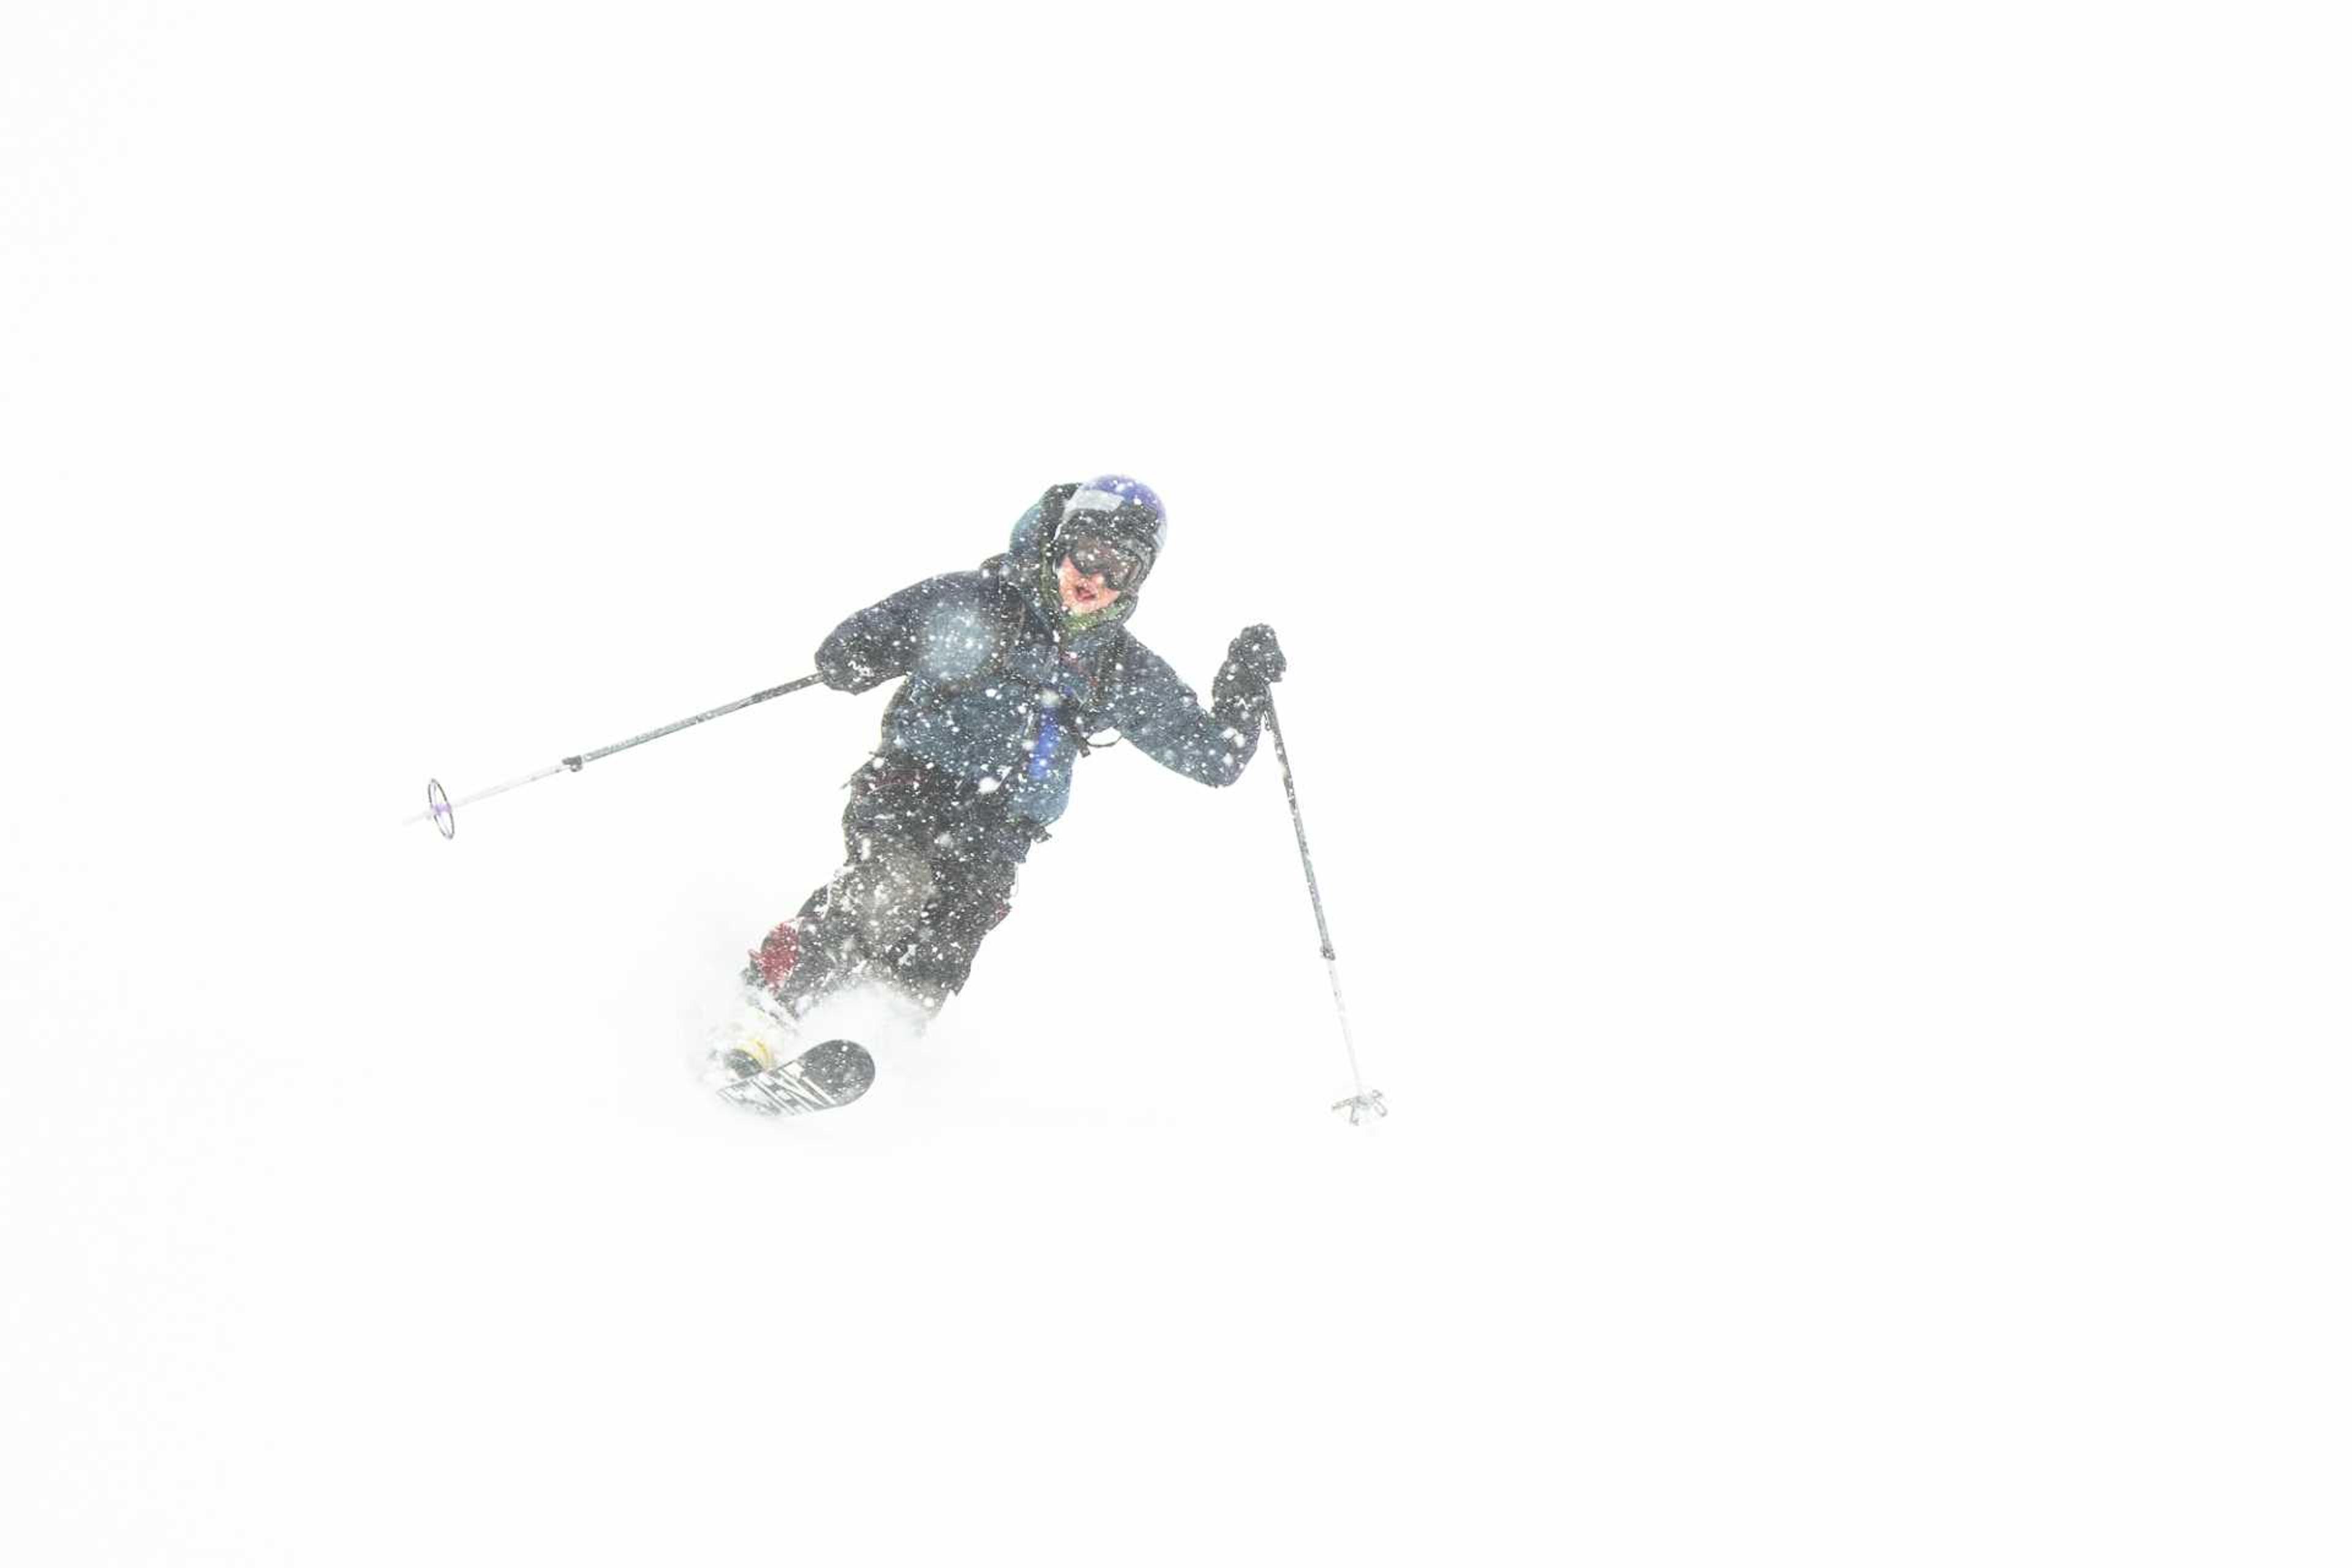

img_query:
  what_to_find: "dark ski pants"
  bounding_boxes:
[749,756,1043,1014]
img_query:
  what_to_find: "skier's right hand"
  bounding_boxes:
[816,617,909,693]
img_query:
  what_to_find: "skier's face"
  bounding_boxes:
[1057,555,1122,615]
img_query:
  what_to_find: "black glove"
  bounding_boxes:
[1212,624,1283,737]
[1224,624,1286,687]
[815,637,895,693]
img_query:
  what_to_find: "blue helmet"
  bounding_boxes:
[1060,475,1168,568]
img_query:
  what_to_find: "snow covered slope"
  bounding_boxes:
[5,5,2346,1564]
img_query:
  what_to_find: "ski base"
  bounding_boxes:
[714,1038,876,1118]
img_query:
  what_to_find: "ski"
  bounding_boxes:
[712,1038,876,1118]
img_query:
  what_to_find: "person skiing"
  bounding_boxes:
[709,475,1287,1089]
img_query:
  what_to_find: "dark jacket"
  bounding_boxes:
[815,486,1269,826]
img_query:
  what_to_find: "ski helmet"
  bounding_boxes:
[1057,475,1167,588]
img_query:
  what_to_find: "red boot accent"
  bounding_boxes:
[753,921,801,989]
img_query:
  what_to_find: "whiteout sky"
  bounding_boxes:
[3,4,2346,1563]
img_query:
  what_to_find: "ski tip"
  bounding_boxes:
[801,1038,877,1103]
[708,1037,878,1119]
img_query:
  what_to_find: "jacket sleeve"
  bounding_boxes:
[816,573,1006,693]
[1105,637,1267,788]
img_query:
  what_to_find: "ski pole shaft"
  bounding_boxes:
[1266,693,1338,963]
[563,674,826,770]
[404,673,826,837]
[1264,691,1382,1121]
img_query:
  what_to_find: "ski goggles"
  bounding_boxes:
[1061,532,1152,592]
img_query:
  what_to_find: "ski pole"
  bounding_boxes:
[404,673,826,839]
[1262,690,1385,1125]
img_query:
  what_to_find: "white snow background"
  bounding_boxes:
[3,4,2346,1563]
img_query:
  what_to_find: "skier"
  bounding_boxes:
[708,476,1287,1095]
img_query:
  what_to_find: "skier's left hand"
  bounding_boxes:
[1226,624,1286,687]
